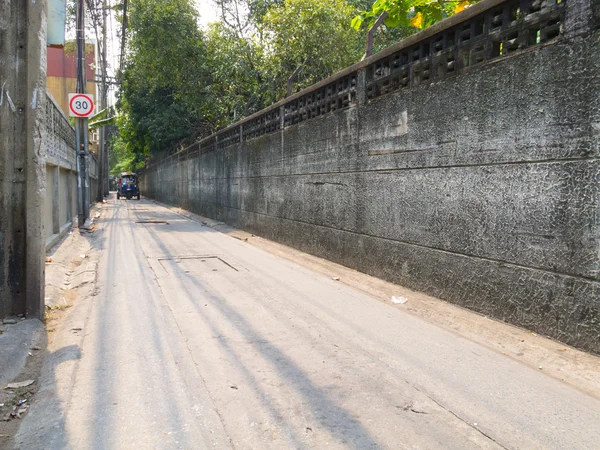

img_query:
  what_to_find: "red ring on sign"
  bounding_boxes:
[69,94,94,117]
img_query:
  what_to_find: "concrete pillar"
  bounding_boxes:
[356,69,367,106]
[565,0,594,37]
[0,0,47,319]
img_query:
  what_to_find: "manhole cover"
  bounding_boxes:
[158,255,238,273]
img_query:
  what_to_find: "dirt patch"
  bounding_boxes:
[0,332,46,450]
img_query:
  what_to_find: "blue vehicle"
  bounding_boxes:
[117,172,140,200]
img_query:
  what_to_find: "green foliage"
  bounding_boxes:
[116,0,215,166]
[109,126,142,175]
[204,22,270,123]
[112,0,443,171]
[260,0,363,96]
[88,106,115,130]
[89,116,117,130]
[352,0,474,31]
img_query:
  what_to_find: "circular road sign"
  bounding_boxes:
[68,93,95,117]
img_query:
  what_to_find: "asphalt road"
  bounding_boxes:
[15,196,600,449]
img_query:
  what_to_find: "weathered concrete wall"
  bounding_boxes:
[142,0,600,353]
[43,170,54,242]
[0,0,47,318]
[42,165,78,248]
[59,169,68,226]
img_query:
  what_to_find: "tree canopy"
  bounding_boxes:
[111,0,471,174]
[352,0,473,31]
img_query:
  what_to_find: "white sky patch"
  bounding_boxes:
[194,0,220,28]
[59,0,221,108]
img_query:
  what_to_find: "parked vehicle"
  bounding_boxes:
[117,172,140,200]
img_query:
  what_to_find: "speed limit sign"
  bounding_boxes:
[68,93,95,117]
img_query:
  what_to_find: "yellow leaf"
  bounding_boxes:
[455,0,469,14]
[410,12,423,28]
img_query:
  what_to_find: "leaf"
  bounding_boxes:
[351,15,364,30]
[89,116,117,130]
[455,0,469,13]
[372,0,387,11]
[88,106,113,124]
[383,14,402,28]
[410,12,424,28]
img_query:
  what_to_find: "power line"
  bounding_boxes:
[108,0,117,78]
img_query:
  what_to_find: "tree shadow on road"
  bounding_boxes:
[142,228,383,449]
[10,340,82,450]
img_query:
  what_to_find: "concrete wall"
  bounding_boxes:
[142,0,600,354]
[59,169,68,226]
[46,44,98,153]
[42,165,78,247]
[43,170,54,243]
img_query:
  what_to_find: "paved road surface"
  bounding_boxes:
[16,196,600,449]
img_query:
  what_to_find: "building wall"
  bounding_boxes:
[59,168,69,227]
[46,44,98,154]
[43,169,54,243]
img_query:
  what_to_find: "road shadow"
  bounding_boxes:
[10,339,82,450]
[140,221,383,449]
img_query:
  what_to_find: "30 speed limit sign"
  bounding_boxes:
[68,93,95,117]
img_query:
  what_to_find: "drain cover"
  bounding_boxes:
[136,220,169,224]
[158,255,238,273]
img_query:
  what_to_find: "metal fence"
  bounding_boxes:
[149,0,565,168]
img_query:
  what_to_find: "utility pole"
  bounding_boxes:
[97,0,108,200]
[103,0,109,196]
[0,0,46,319]
[76,0,91,225]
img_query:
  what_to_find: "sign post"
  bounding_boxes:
[69,92,94,226]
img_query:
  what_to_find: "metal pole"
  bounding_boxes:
[76,120,84,225]
[101,0,108,197]
[120,0,128,73]
[365,12,388,58]
[83,117,90,219]
[76,0,90,226]
[286,65,303,98]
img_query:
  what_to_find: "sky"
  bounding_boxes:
[195,0,220,26]
[86,0,220,106]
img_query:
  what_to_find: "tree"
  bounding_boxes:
[116,0,215,167]
[352,0,474,32]
[260,0,364,97]
[205,23,270,123]
[114,0,432,171]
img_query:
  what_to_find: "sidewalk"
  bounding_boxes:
[0,201,105,448]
